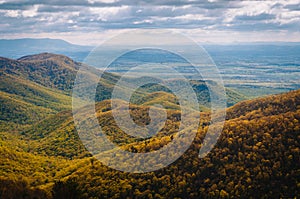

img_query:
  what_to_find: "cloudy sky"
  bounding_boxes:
[1,0,300,45]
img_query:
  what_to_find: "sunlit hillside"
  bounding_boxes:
[0,53,299,198]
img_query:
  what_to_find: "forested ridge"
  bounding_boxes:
[0,53,299,198]
[0,89,298,198]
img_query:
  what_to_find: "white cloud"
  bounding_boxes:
[224,1,275,23]
[88,0,119,3]
[21,5,39,17]
[3,10,20,17]
[221,0,300,31]
[89,6,130,21]
[133,19,153,24]
[1,5,40,18]
[174,14,214,21]
[275,10,300,24]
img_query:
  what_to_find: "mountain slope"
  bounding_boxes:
[1,54,78,91]
[0,53,246,130]
[58,89,300,198]
[0,89,298,198]
[0,53,105,130]
[0,56,76,130]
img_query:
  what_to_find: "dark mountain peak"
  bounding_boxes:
[0,56,23,72]
[18,52,74,63]
[0,56,19,63]
[17,52,81,73]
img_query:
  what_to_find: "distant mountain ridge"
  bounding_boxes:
[0,38,93,61]
[2,37,300,63]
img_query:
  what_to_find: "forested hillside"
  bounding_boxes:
[0,53,299,198]
[0,53,245,131]
[0,89,299,198]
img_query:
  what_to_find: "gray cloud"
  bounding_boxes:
[234,13,275,21]
[0,0,239,8]
[0,0,299,40]
[284,3,300,11]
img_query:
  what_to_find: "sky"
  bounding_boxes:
[0,0,300,45]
